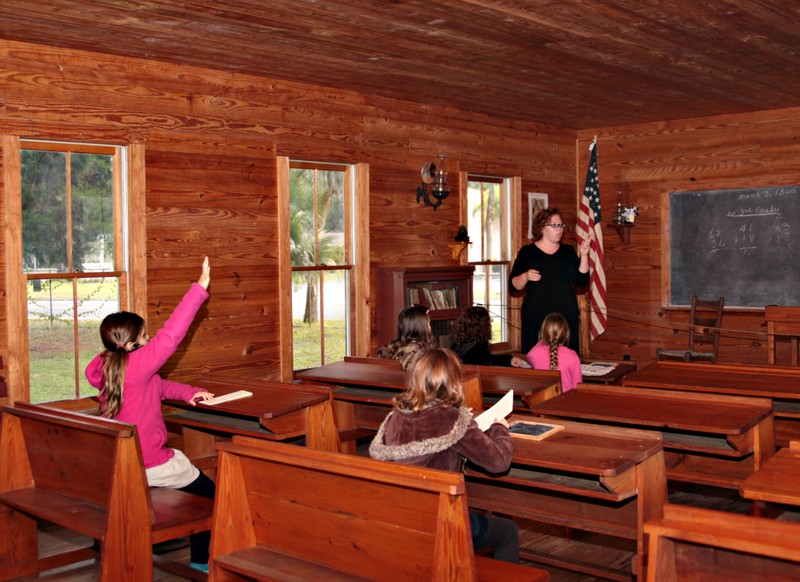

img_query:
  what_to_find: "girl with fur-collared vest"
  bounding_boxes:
[369,347,519,562]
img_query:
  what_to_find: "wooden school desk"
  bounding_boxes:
[464,416,666,582]
[530,384,775,489]
[622,361,800,446]
[339,356,563,410]
[580,360,638,384]
[163,377,341,471]
[295,358,481,410]
[295,359,484,452]
[740,441,800,507]
[462,363,562,410]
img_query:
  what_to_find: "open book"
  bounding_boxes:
[474,389,513,432]
[581,362,617,377]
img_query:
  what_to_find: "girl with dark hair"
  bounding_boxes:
[85,257,215,572]
[370,347,520,563]
[377,304,437,367]
[449,305,526,367]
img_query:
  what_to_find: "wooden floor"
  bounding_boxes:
[30,483,756,581]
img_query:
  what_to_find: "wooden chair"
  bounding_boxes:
[210,435,549,581]
[657,295,725,363]
[0,402,214,581]
[645,503,800,581]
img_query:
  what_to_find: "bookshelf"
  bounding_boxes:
[376,266,474,348]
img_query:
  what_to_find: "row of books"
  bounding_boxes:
[408,286,458,310]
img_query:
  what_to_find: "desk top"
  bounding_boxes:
[295,360,412,391]
[296,359,543,394]
[505,414,662,479]
[464,363,561,395]
[580,360,638,384]
[622,361,800,400]
[531,384,773,435]
[169,377,330,420]
[302,358,557,397]
[740,443,800,505]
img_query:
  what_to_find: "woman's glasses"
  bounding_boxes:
[545,223,566,229]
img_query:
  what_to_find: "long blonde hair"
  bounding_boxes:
[538,312,570,371]
[394,348,464,411]
[98,311,146,418]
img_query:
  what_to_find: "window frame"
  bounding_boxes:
[6,138,136,402]
[461,172,517,351]
[277,157,369,379]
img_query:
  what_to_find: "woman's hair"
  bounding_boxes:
[98,311,146,418]
[538,312,570,371]
[394,347,464,411]
[394,304,434,344]
[531,207,562,240]
[451,306,492,345]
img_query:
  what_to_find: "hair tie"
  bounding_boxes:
[116,343,125,349]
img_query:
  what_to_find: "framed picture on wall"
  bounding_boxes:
[527,193,548,239]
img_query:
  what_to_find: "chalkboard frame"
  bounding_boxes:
[663,185,800,308]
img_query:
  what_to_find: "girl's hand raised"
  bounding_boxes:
[197,256,211,290]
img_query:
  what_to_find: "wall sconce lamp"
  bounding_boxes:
[416,155,449,210]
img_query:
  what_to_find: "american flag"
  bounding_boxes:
[576,140,607,341]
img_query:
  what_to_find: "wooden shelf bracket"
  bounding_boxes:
[448,242,471,260]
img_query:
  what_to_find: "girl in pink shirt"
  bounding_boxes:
[525,312,582,392]
[85,257,215,572]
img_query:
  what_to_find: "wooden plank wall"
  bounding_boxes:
[577,109,800,365]
[1,39,796,404]
[0,39,575,402]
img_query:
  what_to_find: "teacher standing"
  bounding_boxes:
[509,207,590,355]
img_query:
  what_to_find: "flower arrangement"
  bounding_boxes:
[621,205,639,224]
[613,203,639,225]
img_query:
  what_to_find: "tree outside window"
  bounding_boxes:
[467,177,511,344]
[22,142,125,402]
[289,162,352,369]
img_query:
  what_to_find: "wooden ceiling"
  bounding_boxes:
[2,1,800,129]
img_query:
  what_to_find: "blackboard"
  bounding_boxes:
[670,185,800,307]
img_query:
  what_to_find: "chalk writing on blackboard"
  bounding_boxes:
[670,186,800,307]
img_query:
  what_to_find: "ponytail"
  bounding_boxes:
[538,312,570,372]
[548,340,559,371]
[97,311,145,418]
[101,348,127,418]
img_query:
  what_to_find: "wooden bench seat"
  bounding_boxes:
[210,435,549,581]
[0,402,214,581]
[644,503,800,580]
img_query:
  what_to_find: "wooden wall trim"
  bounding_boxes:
[353,162,371,356]
[127,143,147,316]
[2,135,29,402]
[276,156,293,381]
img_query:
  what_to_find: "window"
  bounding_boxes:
[22,141,126,402]
[466,176,511,344]
[289,161,354,369]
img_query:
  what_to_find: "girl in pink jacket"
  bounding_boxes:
[525,312,582,392]
[85,257,215,572]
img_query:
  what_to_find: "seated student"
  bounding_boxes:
[449,306,526,367]
[369,347,520,563]
[377,304,437,368]
[525,312,582,392]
